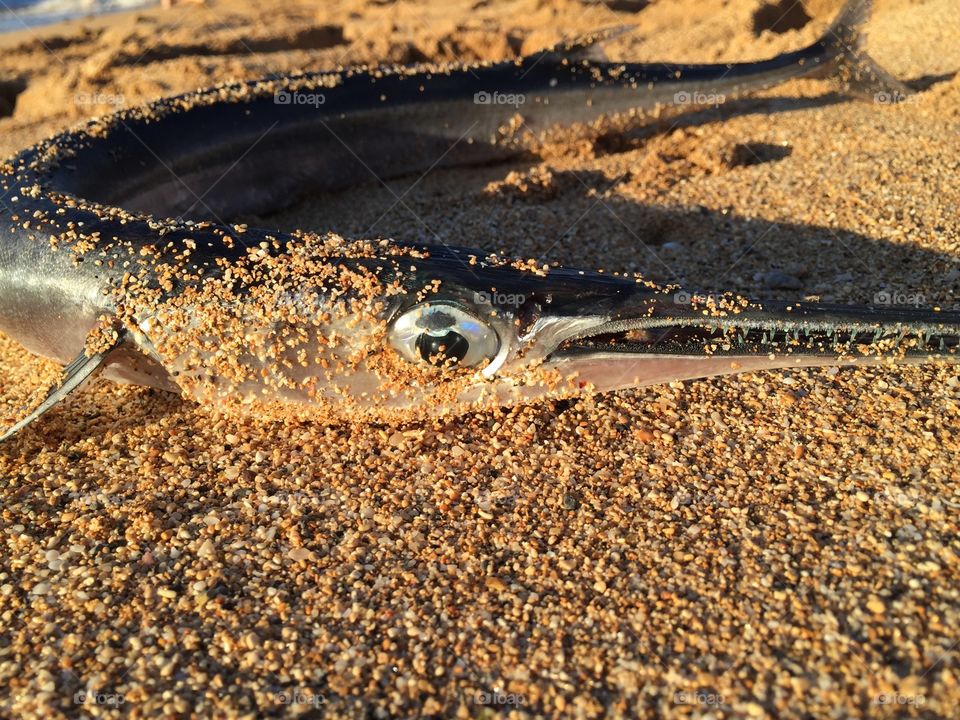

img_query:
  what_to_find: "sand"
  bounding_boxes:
[1,0,959,717]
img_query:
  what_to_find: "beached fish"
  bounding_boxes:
[0,0,956,439]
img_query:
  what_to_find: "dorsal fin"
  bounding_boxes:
[548,25,637,63]
[0,331,128,443]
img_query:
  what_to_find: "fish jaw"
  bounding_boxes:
[526,352,910,396]
[475,290,960,408]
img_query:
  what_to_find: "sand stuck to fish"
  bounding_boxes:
[0,0,958,716]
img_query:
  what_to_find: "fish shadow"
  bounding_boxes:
[591,71,956,152]
[904,71,957,93]
[599,200,960,307]
[279,142,959,308]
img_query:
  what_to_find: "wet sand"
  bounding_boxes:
[1,0,959,717]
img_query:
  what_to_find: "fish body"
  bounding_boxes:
[0,0,956,439]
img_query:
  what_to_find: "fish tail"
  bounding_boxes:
[817,0,911,101]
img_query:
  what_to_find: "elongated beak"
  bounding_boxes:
[516,290,960,394]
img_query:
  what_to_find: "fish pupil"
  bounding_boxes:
[416,330,469,366]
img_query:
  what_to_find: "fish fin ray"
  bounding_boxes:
[550,25,637,63]
[0,332,127,443]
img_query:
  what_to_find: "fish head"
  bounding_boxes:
[127,239,677,419]
[127,237,960,422]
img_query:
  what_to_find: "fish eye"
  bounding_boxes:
[388,302,500,369]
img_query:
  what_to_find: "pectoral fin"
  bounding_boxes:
[0,333,127,443]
